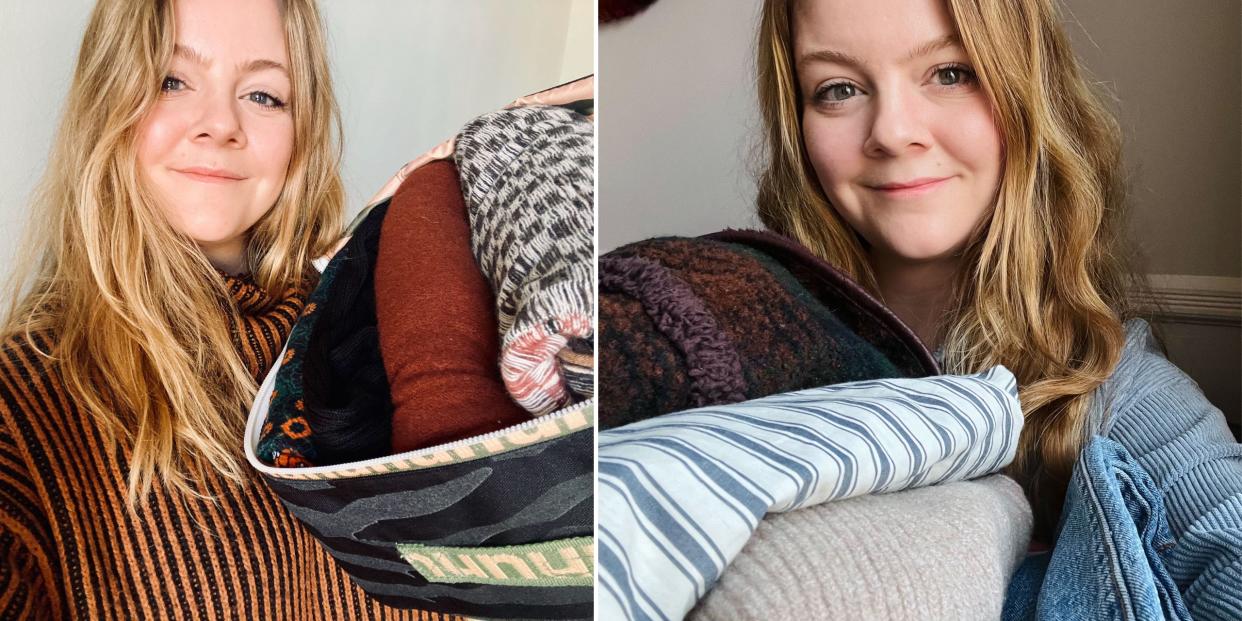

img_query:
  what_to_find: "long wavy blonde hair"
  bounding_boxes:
[756,0,1157,541]
[0,0,344,509]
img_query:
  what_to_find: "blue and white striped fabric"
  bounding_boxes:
[598,366,1024,621]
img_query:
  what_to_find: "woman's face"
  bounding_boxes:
[136,0,293,273]
[793,0,1002,265]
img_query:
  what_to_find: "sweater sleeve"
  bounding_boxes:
[0,393,59,619]
[1102,320,1242,621]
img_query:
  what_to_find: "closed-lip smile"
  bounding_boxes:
[871,177,950,190]
[867,176,952,198]
[174,166,247,182]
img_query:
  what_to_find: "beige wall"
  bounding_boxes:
[1060,1,1240,279]
[599,0,762,252]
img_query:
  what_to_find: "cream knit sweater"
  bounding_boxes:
[689,474,1032,620]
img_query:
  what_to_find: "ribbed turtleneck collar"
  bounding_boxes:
[219,270,276,314]
[214,268,312,379]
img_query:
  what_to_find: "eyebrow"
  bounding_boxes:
[797,34,962,70]
[174,44,289,77]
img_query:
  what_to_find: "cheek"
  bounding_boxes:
[801,113,861,190]
[947,101,1004,186]
[801,112,869,226]
[135,110,187,169]
[253,123,295,181]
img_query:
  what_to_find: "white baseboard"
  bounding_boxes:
[1134,274,1242,326]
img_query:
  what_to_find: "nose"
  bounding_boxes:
[189,92,246,148]
[862,84,932,158]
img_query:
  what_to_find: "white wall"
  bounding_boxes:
[0,0,591,277]
[560,0,596,84]
[0,2,93,273]
[321,1,588,216]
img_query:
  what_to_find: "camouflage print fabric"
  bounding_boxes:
[259,406,594,620]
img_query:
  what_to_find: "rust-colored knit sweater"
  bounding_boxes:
[0,273,462,620]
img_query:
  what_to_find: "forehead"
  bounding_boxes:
[173,0,288,66]
[793,0,959,61]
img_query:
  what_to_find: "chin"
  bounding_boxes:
[175,214,246,246]
[878,236,968,263]
[866,215,974,261]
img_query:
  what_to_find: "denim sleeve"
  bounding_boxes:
[1102,321,1242,621]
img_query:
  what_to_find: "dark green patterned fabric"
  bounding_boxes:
[255,197,391,468]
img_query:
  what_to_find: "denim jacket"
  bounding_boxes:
[1003,436,1192,620]
[1003,319,1242,620]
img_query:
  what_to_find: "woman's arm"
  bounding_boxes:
[1103,320,1242,621]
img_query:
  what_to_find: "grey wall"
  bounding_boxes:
[600,0,1240,273]
[1058,1,1240,279]
[599,0,1241,430]
[599,0,763,252]
[0,0,593,278]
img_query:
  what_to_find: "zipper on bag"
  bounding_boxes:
[245,337,595,477]
[386,396,595,462]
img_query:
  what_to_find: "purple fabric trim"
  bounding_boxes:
[600,254,747,407]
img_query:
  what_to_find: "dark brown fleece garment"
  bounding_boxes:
[598,231,941,429]
[375,159,528,454]
[600,0,657,23]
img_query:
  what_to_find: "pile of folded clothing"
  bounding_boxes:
[242,78,597,621]
[597,231,1034,620]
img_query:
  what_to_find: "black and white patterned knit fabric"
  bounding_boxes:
[454,104,595,416]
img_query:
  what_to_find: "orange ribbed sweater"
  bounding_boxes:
[0,273,461,620]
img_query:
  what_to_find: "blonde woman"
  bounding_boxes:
[0,0,456,618]
[755,0,1238,616]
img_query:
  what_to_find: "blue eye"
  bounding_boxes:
[160,75,285,110]
[824,83,858,102]
[811,63,978,109]
[247,91,286,110]
[814,82,861,106]
[934,64,977,87]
